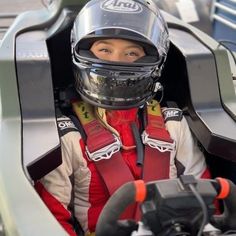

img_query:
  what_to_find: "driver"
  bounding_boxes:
[35,0,211,235]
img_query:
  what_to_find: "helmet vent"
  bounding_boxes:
[119,72,136,76]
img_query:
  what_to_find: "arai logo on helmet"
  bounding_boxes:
[101,0,142,13]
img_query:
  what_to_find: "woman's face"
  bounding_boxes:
[90,38,145,63]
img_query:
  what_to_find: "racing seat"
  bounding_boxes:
[159,17,236,182]
[12,2,236,183]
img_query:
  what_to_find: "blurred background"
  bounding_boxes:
[0,0,235,50]
[0,0,45,39]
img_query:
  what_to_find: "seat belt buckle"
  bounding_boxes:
[86,134,121,162]
[141,130,176,153]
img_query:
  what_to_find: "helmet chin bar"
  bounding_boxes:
[73,58,163,109]
[77,88,156,110]
[76,79,161,110]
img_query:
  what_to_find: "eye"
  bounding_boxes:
[125,51,139,57]
[98,48,111,53]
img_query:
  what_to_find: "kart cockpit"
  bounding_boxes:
[0,0,236,235]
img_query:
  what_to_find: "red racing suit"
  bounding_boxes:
[35,104,211,236]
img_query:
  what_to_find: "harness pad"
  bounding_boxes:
[162,108,183,122]
[57,116,78,137]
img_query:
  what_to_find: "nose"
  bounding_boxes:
[109,52,124,62]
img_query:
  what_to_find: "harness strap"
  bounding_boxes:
[95,152,135,196]
[95,152,137,219]
[72,101,120,161]
[72,100,175,219]
[142,100,175,181]
[145,100,173,142]
[72,101,136,218]
[143,147,171,181]
[72,101,134,192]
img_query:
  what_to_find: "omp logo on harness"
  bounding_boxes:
[58,120,76,130]
[163,109,183,122]
[101,0,142,13]
[57,117,78,137]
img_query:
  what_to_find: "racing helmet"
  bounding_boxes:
[71,0,169,109]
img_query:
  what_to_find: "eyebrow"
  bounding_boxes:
[94,40,112,46]
[94,40,144,50]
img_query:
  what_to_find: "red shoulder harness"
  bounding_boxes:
[72,100,175,193]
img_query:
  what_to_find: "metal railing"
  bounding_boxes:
[211,0,236,29]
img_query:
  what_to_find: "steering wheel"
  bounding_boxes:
[95,176,236,236]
